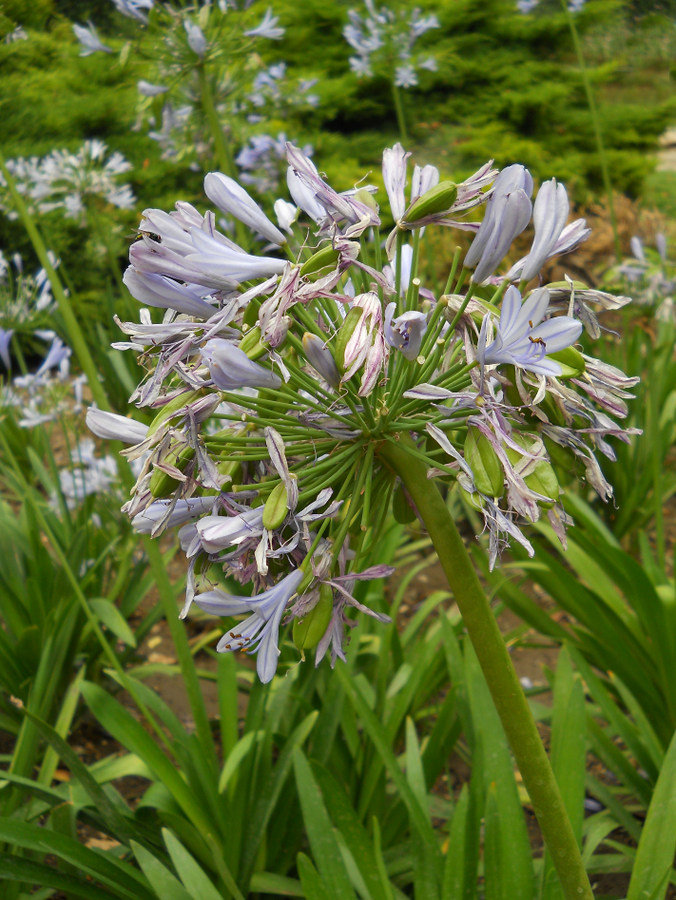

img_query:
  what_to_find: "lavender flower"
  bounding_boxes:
[195,568,304,682]
[478,287,582,376]
[72,22,113,56]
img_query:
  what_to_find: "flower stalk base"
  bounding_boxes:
[378,435,594,900]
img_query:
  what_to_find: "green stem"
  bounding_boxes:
[198,63,237,179]
[378,434,594,900]
[390,82,409,145]
[563,2,621,261]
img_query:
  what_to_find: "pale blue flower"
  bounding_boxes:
[195,568,305,682]
[0,329,13,369]
[384,304,427,359]
[184,20,207,56]
[244,8,285,40]
[72,22,113,56]
[465,165,533,283]
[112,0,153,23]
[201,339,282,391]
[204,173,285,245]
[478,286,582,376]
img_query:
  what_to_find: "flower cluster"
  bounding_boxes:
[0,252,59,371]
[344,0,439,88]
[0,140,135,225]
[93,143,637,681]
[608,234,674,320]
[102,0,304,171]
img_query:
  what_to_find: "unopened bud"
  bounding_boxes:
[147,390,204,437]
[525,459,560,506]
[464,426,504,498]
[404,180,457,223]
[239,325,267,360]
[302,333,341,388]
[334,306,364,372]
[547,346,585,378]
[293,584,333,650]
[300,245,340,279]
[262,480,290,530]
[149,444,195,497]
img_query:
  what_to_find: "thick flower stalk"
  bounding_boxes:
[94,141,638,899]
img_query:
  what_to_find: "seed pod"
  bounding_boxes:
[293,585,333,651]
[262,481,289,530]
[392,481,417,524]
[149,444,195,498]
[548,346,585,378]
[300,245,340,279]
[464,426,504,498]
[147,390,204,437]
[334,306,364,372]
[404,180,457,224]
[525,459,560,506]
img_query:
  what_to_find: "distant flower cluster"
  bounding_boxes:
[0,252,58,370]
[344,0,439,88]
[0,140,135,225]
[610,234,674,320]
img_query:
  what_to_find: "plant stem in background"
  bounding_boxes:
[563,0,621,261]
[198,63,237,180]
[391,82,409,145]
[379,434,595,900]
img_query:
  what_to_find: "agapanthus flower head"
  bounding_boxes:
[0,141,134,225]
[343,0,440,89]
[95,141,638,678]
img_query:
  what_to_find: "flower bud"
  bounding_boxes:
[239,325,267,360]
[404,180,457,223]
[353,188,379,213]
[302,333,341,388]
[300,245,340,279]
[525,459,560,506]
[464,426,504,498]
[334,306,364,372]
[147,390,205,437]
[149,444,195,498]
[547,346,585,378]
[262,480,290,530]
[293,584,333,650]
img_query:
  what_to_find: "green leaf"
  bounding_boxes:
[627,725,676,900]
[81,682,212,835]
[335,666,441,859]
[249,871,304,896]
[131,841,193,900]
[297,852,331,900]
[162,830,225,900]
[311,763,393,900]
[441,786,469,900]
[292,748,357,900]
[0,819,152,900]
[0,854,122,900]
[464,643,534,900]
[90,599,137,647]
